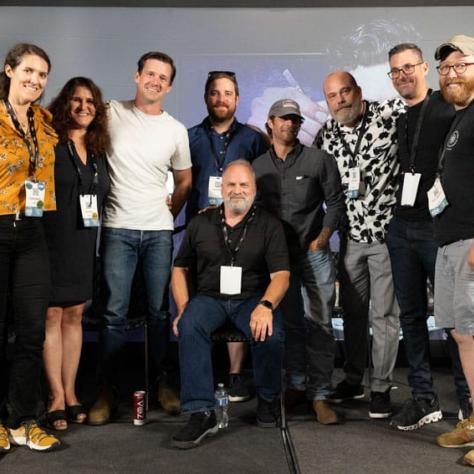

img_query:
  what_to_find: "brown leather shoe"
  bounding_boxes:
[88,385,116,426]
[313,400,339,425]
[158,381,180,415]
[284,389,307,412]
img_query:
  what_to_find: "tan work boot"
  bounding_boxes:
[88,385,116,426]
[0,423,10,452]
[313,400,339,425]
[158,381,180,415]
[437,413,474,448]
[464,449,474,466]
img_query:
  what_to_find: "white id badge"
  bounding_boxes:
[79,194,100,227]
[401,172,421,207]
[220,265,242,295]
[346,167,363,199]
[208,176,223,206]
[24,180,46,217]
[427,178,449,217]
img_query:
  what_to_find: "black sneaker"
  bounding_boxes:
[329,380,365,403]
[228,373,251,402]
[369,389,392,419]
[390,397,443,431]
[256,396,281,428]
[171,411,218,449]
[459,398,473,421]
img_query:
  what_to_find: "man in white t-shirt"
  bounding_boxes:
[89,51,192,425]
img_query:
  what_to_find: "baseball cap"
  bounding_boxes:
[268,99,304,120]
[435,35,474,61]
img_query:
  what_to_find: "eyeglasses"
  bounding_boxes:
[207,70,236,79]
[387,62,424,79]
[436,62,474,76]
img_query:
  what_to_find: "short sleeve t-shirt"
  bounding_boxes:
[103,100,191,230]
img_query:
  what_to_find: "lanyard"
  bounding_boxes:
[336,101,369,168]
[66,141,99,194]
[404,89,432,173]
[4,99,39,177]
[436,100,474,177]
[220,205,256,265]
[206,124,234,174]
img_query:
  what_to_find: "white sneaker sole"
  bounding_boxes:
[391,410,443,431]
[369,411,391,419]
[330,393,365,404]
[171,424,219,449]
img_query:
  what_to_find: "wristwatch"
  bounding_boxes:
[259,299,273,310]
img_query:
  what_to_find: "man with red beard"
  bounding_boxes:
[431,35,474,467]
[386,43,469,431]
[187,72,268,403]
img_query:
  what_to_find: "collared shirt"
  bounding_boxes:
[187,117,268,218]
[0,103,57,215]
[315,99,405,243]
[174,205,289,299]
[253,142,345,257]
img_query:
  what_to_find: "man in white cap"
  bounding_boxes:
[431,35,474,467]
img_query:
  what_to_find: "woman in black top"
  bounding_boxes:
[43,77,110,430]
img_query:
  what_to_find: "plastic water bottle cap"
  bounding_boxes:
[218,383,224,388]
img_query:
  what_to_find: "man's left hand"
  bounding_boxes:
[308,236,327,252]
[249,304,273,342]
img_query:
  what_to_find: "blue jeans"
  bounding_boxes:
[386,217,468,401]
[178,295,284,413]
[280,248,336,400]
[99,227,172,385]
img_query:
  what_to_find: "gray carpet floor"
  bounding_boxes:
[0,367,471,473]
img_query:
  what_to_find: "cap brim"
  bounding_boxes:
[435,43,461,61]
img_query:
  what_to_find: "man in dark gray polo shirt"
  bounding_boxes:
[253,99,345,424]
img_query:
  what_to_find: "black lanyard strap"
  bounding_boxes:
[4,99,39,177]
[220,205,256,265]
[206,123,234,174]
[405,89,431,173]
[67,140,98,193]
[336,101,369,168]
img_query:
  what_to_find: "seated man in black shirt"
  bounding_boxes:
[170,160,290,449]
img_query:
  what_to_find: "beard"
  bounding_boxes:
[224,194,254,215]
[332,95,363,126]
[441,76,474,107]
[207,104,236,123]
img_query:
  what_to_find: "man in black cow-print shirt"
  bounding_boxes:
[315,71,404,419]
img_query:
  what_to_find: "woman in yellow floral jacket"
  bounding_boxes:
[0,43,61,453]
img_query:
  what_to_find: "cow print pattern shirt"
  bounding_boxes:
[316,99,405,243]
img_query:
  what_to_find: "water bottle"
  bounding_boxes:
[214,383,229,429]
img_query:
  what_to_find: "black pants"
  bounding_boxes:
[0,216,50,429]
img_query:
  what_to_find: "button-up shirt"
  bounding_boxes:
[187,117,268,219]
[315,99,405,243]
[253,142,345,257]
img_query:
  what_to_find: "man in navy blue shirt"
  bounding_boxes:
[187,71,268,402]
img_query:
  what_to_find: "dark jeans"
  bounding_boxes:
[98,228,172,386]
[0,216,50,428]
[386,217,468,401]
[178,295,284,413]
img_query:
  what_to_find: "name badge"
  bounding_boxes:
[79,194,100,227]
[401,172,421,207]
[24,180,45,217]
[220,265,242,295]
[346,167,365,199]
[208,176,223,206]
[427,178,449,217]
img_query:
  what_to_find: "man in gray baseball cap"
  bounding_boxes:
[254,99,345,424]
